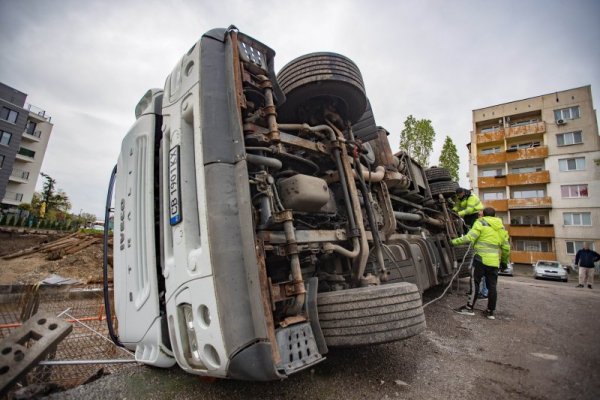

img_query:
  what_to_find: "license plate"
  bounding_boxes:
[168,145,182,225]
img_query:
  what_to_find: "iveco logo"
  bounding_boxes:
[120,198,125,251]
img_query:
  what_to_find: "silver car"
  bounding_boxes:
[499,262,514,276]
[533,260,568,282]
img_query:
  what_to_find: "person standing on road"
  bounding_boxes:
[451,207,510,320]
[575,242,600,289]
[453,187,484,229]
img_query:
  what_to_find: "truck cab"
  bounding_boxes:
[110,27,468,380]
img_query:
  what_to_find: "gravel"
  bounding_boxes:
[46,272,600,400]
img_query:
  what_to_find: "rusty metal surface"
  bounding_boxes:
[478,176,507,188]
[278,131,328,154]
[475,129,505,144]
[506,170,550,185]
[506,121,546,138]
[257,229,347,244]
[508,196,552,209]
[255,241,281,365]
[507,224,555,238]
[505,145,548,162]
[0,312,72,397]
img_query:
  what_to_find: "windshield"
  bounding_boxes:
[538,261,560,268]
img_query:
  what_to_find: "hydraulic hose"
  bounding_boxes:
[103,164,123,347]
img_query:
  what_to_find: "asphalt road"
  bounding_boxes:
[47,273,600,400]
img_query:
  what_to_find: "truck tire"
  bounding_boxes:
[352,99,378,141]
[317,282,426,347]
[429,180,459,197]
[276,52,367,124]
[425,167,452,183]
[453,245,474,278]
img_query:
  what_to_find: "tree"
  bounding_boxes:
[39,173,71,215]
[439,136,460,181]
[398,115,436,167]
[80,212,97,228]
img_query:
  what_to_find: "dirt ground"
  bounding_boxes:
[47,269,600,400]
[0,231,106,285]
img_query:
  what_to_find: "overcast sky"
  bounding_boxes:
[1,0,599,218]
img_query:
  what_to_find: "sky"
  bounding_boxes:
[1,0,599,218]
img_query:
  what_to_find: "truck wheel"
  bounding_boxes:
[425,167,452,183]
[317,282,426,347]
[276,52,367,124]
[429,180,459,197]
[352,99,378,141]
[453,245,474,277]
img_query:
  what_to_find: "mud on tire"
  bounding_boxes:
[317,282,426,347]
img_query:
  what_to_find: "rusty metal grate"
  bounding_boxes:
[0,284,136,390]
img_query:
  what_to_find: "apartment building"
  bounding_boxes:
[468,85,600,266]
[0,82,53,211]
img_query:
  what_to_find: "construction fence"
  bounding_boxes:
[0,283,136,392]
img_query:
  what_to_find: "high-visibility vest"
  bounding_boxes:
[452,216,510,267]
[453,193,483,217]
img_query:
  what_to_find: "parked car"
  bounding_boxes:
[499,262,514,276]
[533,260,568,282]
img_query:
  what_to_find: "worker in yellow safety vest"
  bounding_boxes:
[451,207,510,320]
[453,187,483,228]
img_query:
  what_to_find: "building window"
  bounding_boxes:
[557,131,583,146]
[566,241,595,255]
[480,168,504,177]
[483,192,505,200]
[508,141,541,150]
[0,154,4,168]
[514,239,550,252]
[26,121,37,134]
[554,106,580,121]
[511,166,543,174]
[509,118,539,127]
[558,157,585,171]
[513,189,545,199]
[561,184,588,198]
[563,212,592,226]
[1,131,12,146]
[480,126,501,134]
[480,146,501,155]
[511,215,547,225]
[0,107,19,123]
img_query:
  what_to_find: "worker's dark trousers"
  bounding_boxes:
[464,213,478,229]
[468,256,499,311]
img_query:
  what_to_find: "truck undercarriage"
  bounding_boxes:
[108,26,470,381]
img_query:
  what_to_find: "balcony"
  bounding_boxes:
[508,224,555,238]
[478,175,506,188]
[25,103,52,123]
[483,199,508,212]
[506,146,548,162]
[506,170,550,186]
[15,147,35,162]
[8,168,30,183]
[22,129,42,141]
[476,129,505,144]
[511,251,556,264]
[477,152,506,165]
[2,191,24,205]
[508,196,552,209]
[506,121,546,139]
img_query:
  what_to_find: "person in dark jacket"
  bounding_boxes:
[575,242,600,289]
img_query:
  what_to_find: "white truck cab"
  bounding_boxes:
[109,27,468,381]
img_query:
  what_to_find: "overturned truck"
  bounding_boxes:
[106,27,470,381]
